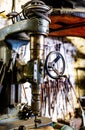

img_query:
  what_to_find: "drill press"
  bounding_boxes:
[0,0,52,129]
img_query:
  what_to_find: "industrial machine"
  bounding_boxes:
[0,0,65,129]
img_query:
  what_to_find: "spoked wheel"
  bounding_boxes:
[45,51,65,79]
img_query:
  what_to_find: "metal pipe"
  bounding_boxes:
[30,34,45,116]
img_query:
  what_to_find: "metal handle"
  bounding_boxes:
[45,51,65,79]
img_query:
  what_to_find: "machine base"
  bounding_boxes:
[0,116,52,130]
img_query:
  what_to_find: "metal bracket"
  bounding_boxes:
[0,18,49,42]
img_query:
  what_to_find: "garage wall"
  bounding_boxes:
[0,0,29,13]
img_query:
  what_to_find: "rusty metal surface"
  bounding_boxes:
[49,14,85,37]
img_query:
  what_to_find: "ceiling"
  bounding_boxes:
[42,0,85,8]
[42,0,85,37]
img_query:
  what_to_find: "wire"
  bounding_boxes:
[12,0,16,12]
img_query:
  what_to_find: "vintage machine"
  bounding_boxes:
[0,0,65,129]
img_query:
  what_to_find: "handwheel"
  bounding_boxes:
[45,51,65,79]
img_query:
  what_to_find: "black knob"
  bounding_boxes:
[18,125,26,130]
